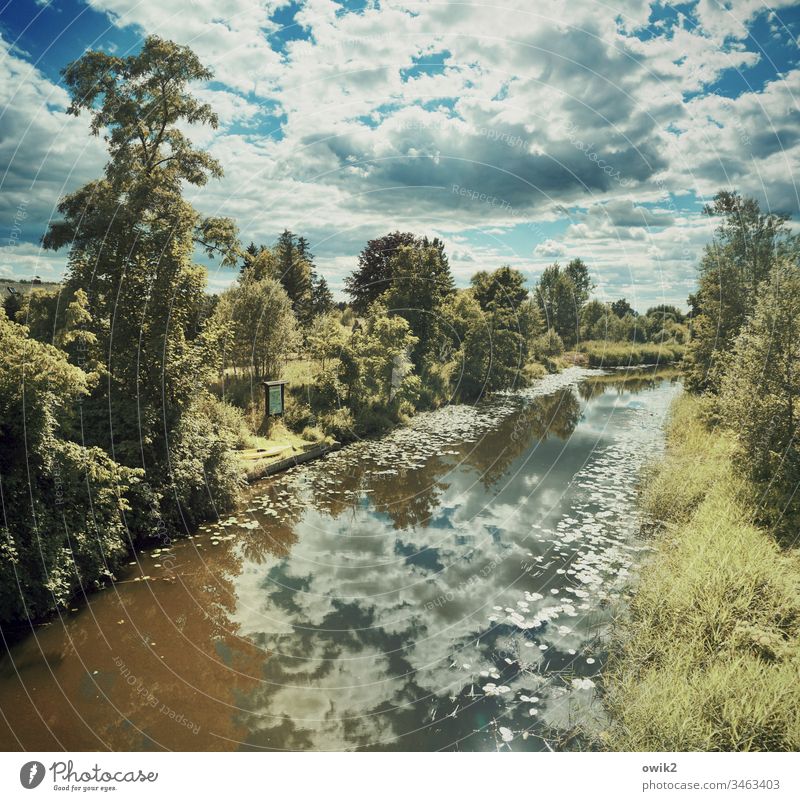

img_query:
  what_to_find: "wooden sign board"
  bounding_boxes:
[263,380,287,417]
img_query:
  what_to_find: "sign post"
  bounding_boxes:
[263,380,288,417]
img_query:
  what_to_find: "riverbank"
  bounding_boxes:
[603,393,800,750]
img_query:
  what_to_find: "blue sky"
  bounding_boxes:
[1,0,799,309]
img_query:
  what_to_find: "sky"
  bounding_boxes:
[1,0,799,310]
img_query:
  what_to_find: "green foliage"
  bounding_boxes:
[606,394,800,751]
[311,303,418,437]
[534,261,591,346]
[470,265,529,312]
[345,232,451,314]
[0,311,144,623]
[212,274,299,379]
[384,244,455,370]
[307,312,348,368]
[719,259,800,536]
[685,191,796,393]
[40,35,242,534]
[531,330,564,370]
[610,297,635,318]
[440,283,540,400]
[166,392,243,531]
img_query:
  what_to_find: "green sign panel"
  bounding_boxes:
[268,384,283,415]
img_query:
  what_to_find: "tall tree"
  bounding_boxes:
[345,231,419,314]
[310,274,334,317]
[534,263,581,345]
[565,258,593,306]
[610,298,636,318]
[213,276,299,379]
[41,36,240,528]
[686,191,796,392]
[275,229,313,323]
[384,243,455,369]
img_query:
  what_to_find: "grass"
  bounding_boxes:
[234,421,328,481]
[283,357,316,387]
[577,340,685,367]
[604,394,800,751]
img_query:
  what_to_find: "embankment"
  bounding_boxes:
[604,393,800,751]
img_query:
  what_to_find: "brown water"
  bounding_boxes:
[0,367,680,751]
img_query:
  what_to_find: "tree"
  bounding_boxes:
[213,275,299,379]
[686,191,797,393]
[345,231,421,313]
[565,258,593,306]
[307,312,346,369]
[383,244,455,369]
[335,302,419,411]
[535,263,580,345]
[720,258,800,535]
[41,36,240,530]
[610,297,636,318]
[275,230,313,323]
[310,273,334,317]
[471,265,529,313]
[646,304,685,325]
[579,299,611,339]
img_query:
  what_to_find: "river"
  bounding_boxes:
[0,367,680,751]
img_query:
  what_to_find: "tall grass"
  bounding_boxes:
[604,394,800,751]
[578,340,685,367]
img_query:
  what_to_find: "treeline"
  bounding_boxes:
[607,191,800,751]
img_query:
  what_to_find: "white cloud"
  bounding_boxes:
[3,0,797,307]
[533,239,565,258]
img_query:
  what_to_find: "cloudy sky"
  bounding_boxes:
[1,0,799,309]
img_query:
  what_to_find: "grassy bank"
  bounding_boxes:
[577,340,685,367]
[604,393,800,751]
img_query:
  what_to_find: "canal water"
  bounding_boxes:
[0,367,680,751]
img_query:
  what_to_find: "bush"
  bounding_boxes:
[165,392,243,533]
[318,408,356,441]
[531,330,564,360]
[0,312,146,623]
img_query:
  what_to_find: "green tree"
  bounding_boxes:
[307,312,347,369]
[345,232,448,314]
[275,230,313,323]
[610,298,635,318]
[565,258,593,306]
[686,191,796,393]
[213,275,299,379]
[336,302,418,412]
[471,265,529,313]
[41,36,240,530]
[310,273,334,317]
[720,258,800,535]
[535,263,580,345]
[383,244,455,370]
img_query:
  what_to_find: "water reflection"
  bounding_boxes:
[0,368,680,751]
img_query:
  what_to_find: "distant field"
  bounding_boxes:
[0,278,61,295]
